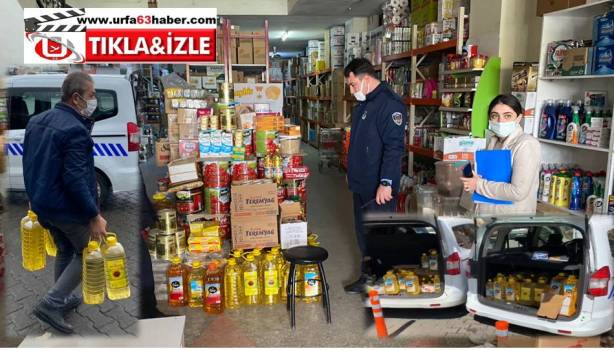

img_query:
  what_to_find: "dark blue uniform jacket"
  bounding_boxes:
[347,82,407,199]
[23,102,99,225]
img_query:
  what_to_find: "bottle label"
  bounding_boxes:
[205,283,221,305]
[520,287,531,301]
[494,286,501,299]
[264,270,279,296]
[105,258,128,289]
[384,278,393,287]
[505,288,515,300]
[563,283,574,294]
[429,259,438,271]
[486,287,494,298]
[190,280,203,299]
[304,271,319,297]
[406,280,415,293]
[534,288,544,302]
[243,271,258,296]
[560,296,571,315]
[169,275,184,301]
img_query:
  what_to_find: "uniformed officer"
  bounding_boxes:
[343,58,407,294]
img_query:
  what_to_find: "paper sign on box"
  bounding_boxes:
[280,222,308,249]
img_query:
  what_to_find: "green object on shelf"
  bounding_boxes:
[471,57,501,138]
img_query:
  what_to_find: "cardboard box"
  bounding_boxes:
[239,112,256,129]
[562,47,593,76]
[238,38,254,64]
[537,289,565,319]
[230,181,278,216]
[179,123,199,140]
[231,214,279,250]
[177,108,198,124]
[165,98,177,114]
[188,76,202,89]
[155,140,171,167]
[232,70,245,83]
[280,221,308,249]
[511,91,537,117]
[438,0,457,21]
[499,335,601,348]
[537,0,585,16]
[168,159,199,185]
[202,76,217,90]
[168,124,180,143]
[170,143,179,161]
[511,62,539,92]
[253,33,266,65]
[330,25,344,36]
[442,137,486,161]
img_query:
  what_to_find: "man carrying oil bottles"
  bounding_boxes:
[23,71,107,334]
[343,58,407,294]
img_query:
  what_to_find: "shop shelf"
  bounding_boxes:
[406,98,441,106]
[439,128,471,135]
[408,145,441,160]
[382,51,412,62]
[411,39,458,56]
[442,68,485,75]
[439,87,477,93]
[537,200,584,217]
[440,107,472,113]
[538,138,610,153]
[343,95,357,102]
[286,96,297,99]
[539,74,614,80]
[232,64,267,68]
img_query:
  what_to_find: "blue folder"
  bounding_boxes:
[472,149,513,205]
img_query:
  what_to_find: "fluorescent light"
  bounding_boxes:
[281,31,288,42]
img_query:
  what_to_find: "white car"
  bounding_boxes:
[364,214,475,309]
[6,74,141,204]
[466,215,614,337]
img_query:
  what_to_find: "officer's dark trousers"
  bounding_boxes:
[352,192,397,272]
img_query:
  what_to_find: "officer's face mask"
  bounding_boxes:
[353,78,369,102]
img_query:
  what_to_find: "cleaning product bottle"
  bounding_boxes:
[242,254,261,305]
[187,260,205,307]
[166,256,188,307]
[550,272,567,294]
[433,274,442,294]
[541,168,554,202]
[82,241,105,305]
[405,271,421,296]
[546,100,559,140]
[566,106,580,144]
[383,270,400,295]
[584,106,593,125]
[421,253,429,269]
[43,228,57,257]
[224,258,243,309]
[519,278,535,306]
[485,279,495,300]
[570,171,583,210]
[539,99,555,139]
[505,276,519,303]
[534,276,549,307]
[559,275,578,317]
[581,172,594,209]
[204,262,224,314]
[262,253,280,305]
[555,100,572,141]
[428,249,438,272]
[103,234,131,300]
[21,211,46,271]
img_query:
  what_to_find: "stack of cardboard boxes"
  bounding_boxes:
[230,181,279,250]
[330,26,345,69]
[511,62,539,135]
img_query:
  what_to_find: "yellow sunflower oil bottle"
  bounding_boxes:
[485,279,495,300]
[559,275,578,317]
[187,260,205,307]
[82,241,105,305]
[505,276,519,303]
[262,253,280,305]
[204,262,224,314]
[397,270,407,293]
[224,258,243,309]
[166,256,187,307]
[550,273,567,294]
[230,249,244,265]
[43,228,56,257]
[519,278,535,306]
[428,250,438,272]
[421,253,429,269]
[405,271,421,296]
[494,274,506,301]
[302,263,322,303]
[533,276,549,307]
[433,275,442,294]
[383,270,400,295]
[103,235,131,300]
[242,254,261,305]
[21,211,46,271]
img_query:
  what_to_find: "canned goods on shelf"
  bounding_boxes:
[157,209,177,234]
[205,187,230,214]
[156,233,177,261]
[175,229,187,255]
[175,187,204,214]
[231,159,258,182]
[203,160,231,187]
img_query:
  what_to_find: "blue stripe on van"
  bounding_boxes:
[107,143,120,156]
[115,143,128,156]
[6,143,128,157]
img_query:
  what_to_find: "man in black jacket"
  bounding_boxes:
[23,71,107,334]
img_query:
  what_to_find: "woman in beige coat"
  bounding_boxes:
[460,94,541,216]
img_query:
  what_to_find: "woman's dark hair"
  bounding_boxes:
[488,94,523,116]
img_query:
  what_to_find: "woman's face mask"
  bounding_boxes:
[489,120,518,138]
[488,103,521,138]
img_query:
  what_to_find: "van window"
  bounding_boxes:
[452,223,476,249]
[8,88,118,129]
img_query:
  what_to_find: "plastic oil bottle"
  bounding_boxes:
[397,270,407,293]
[302,263,322,303]
[383,270,400,295]
[404,271,421,296]
[559,275,578,317]
[21,211,46,271]
[103,235,131,300]
[485,279,495,300]
[166,256,187,307]
[187,260,205,307]
[519,278,535,306]
[43,228,57,257]
[505,276,519,303]
[433,274,442,294]
[242,254,261,305]
[82,241,105,305]
[224,258,242,309]
[533,276,549,307]
[230,249,244,265]
[262,253,280,305]
[550,273,567,294]
[421,253,429,269]
[204,262,224,314]
[494,274,507,301]
[428,249,438,272]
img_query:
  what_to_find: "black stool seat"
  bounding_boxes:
[283,245,329,264]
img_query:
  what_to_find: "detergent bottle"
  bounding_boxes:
[103,234,131,300]
[82,241,105,305]
[485,279,495,300]
[421,253,429,269]
[534,276,549,307]
[21,211,46,271]
[539,99,556,139]
[383,270,400,295]
[204,262,224,314]
[43,228,57,257]
[570,171,583,211]
[519,278,535,306]
[242,254,261,305]
[559,275,578,317]
[555,100,572,141]
[428,250,439,272]
[262,253,280,305]
[550,273,567,294]
[566,106,580,144]
[166,256,187,307]
[405,271,421,296]
[187,261,205,307]
[224,258,243,309]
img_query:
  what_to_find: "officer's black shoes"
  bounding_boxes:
[344,273,376,294]
[33,302,74,334]
[60,294,82,315]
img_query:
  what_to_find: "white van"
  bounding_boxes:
[364,214,475,309]
[6,74,141,204]
[466,215,614,337]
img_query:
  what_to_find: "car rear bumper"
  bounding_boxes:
[365,284,466,309]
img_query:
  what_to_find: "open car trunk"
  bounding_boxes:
[363,214,446,298]
[477,222,587,321]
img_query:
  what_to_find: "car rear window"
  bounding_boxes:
[8,87,118,130]
[483,224,584,256]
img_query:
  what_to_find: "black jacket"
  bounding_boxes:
[347,82,407,198]
[23,102,99,224]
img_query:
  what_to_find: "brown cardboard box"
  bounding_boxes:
[168,158,200,185]
[562,47,593,76]
[537,0,586,16]
[280,201,303,221]
[232,70,244,83]
[238,37,254,64]
[511,62,539,92]
[499,335,601,348]
[231,214,279,250]
[231,181,278,216]
[177,108,198,124]
[170,143,179,161]
[537,289,565,319]
[168,124,180,143]
[253,33,266,65]
[155,139,171,167]
[179,123,199,140]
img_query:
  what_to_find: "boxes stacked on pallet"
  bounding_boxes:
[330,25,345,69]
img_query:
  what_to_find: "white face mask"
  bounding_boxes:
[353,79,368,102]
[78,94,97,118]
[489,120,518,138]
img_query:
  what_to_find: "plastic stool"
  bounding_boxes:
[282,245,332,329]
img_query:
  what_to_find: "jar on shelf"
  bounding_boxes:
[152,192,173,212]
[472,55,487,69]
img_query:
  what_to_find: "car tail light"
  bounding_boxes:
[446,252,461,275]
[127,122,140,152]
[557,330,572,335]
[588,266,610,297]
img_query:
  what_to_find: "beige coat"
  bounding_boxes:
[473,125,541,216]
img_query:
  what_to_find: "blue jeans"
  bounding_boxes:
[352,192,397,267]
[39,219,90,309]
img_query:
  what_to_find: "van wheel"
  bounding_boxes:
[96,172,111,207]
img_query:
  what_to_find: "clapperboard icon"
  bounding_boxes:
[24,8,87,32]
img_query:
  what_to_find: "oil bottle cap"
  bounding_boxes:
[252,248,261,255]
[245,254,255,261]
[171,256,182,264]
[153,192,167,201]
[270,247,280,254]
[192,260,201,268]
[227,258,236,265]
[106,236,118,246]
[88,241,100,251]
[29,211,38,220]
[27,210,35,217]
[207,262,218,271]
[265,253,274,261]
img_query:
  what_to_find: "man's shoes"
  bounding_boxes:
[60,295,82,314]
[344,274,375,294]
[33,302,74,334]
